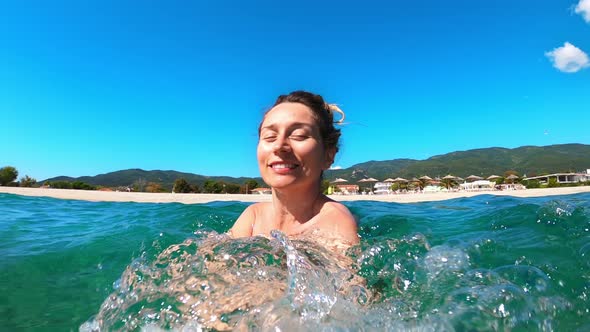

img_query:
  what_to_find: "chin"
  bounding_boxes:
[267,177,321,193]
[264,178,296,190]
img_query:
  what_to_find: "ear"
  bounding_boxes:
[323,147,336,170]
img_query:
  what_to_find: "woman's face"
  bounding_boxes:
[257,102,334,191]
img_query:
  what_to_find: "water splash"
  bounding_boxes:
[73,194,590,331]
[80,230,371,331]
[270,230,337,320]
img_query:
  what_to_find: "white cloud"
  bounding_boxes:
[575,0,590,22]
[329,165,342,170]
[545,42,589,73]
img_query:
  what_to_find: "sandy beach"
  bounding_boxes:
[1,186,589,204]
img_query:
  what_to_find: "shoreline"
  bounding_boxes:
[1,186,589,204]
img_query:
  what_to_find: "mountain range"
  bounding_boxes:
[324,143,590,181]
[43,144,590,189]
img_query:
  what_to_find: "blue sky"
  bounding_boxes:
[2,0,589,181]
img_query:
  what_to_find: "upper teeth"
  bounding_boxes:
[272,163,295,169]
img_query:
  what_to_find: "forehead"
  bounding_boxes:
[261,102,318,128]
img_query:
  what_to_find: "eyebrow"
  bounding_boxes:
[260,122,314,131]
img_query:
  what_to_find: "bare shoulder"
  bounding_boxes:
[321,200,353,219]
[318,194,351,214]
[229,202,268,238]
[318,197,359,244]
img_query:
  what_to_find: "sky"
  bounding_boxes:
[2,0,589,181]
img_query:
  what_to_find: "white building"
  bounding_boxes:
[373,182,392,195]
[459,180,495,192]
[523,171,590,184]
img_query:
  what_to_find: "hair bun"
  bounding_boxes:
[326,104,345,124]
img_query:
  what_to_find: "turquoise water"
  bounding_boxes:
[1,193,590,331]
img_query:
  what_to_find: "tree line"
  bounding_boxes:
[0,166,265,194]
[0,166,36,187]
[172,178,260,194]
[7,164,585,193]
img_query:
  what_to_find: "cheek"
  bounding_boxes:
[256,142,268,163]
[301,144,327,164]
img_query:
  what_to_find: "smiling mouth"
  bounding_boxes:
[269,163,299,170]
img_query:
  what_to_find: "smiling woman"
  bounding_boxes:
[229,91,359,245]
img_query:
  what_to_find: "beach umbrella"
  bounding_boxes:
[358,177,379,183]
[330,178,348,183]
[466,175,483,182]
[409,177,421,190]
[383,178,396,183]
[329,178,348,194]
[456,176,464,182]
[418,175,433,187]
[441,174,456,189]
[390,177,408,191]
[417,175,433,189]
[506,174,519,183]
[487,175,501,180]
[358,177,378,193]
[366,178,379,191]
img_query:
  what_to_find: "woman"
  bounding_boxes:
[229,91,359,245]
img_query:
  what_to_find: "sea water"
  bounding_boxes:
[1,192,589,331]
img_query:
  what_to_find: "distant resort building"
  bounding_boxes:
[373,182,392,195]
[459,180,495,192]
[523,171,590,184]
[325,168,590,196]
[335,184,359,195]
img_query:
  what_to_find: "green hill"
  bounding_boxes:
[43,168,261,191]
[325,143,590,181]
[42,144,590,188]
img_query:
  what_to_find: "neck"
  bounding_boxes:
[270,184,323,232]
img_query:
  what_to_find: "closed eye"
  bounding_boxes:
[290,135,308,141]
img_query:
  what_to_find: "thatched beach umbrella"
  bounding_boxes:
[487,175,501,180]
[466,175,483,182]
[441,174,456,189]
[331,178,348,184]
[417,175,433,189]
[506,174,519,184]
[409,177,421,190]
[390,177,408,191]
[358,177,379,193]
[382,178,396,190]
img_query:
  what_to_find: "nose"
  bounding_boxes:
[272,135,291,153]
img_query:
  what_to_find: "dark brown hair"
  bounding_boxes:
[259,90,343,153]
